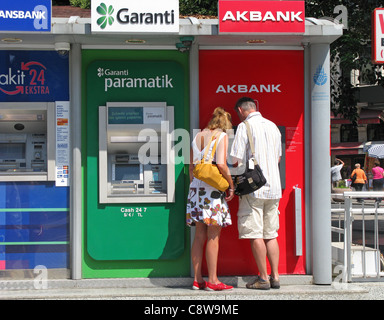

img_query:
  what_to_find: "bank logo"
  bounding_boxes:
[91,0,179,33]
[313,66,328,86]
[97,67,104,77]
[96,3,114,29]
[0,61,49,96]
[97,67,129,77]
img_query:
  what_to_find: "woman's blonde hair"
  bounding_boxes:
[206,107,232,132]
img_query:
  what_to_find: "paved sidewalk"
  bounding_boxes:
[0,283,371,300]
[0,276,383,300]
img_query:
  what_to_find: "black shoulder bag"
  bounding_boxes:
[232,120,267,196]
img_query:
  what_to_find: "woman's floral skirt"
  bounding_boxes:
[186,178,232,227]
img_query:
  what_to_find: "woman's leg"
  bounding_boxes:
[191,222,207,283]
[206,225,222,284]
[355,183,363,191]
[374,179,384,202]
[355,183,363,202]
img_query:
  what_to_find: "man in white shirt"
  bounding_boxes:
[230,97,282,290]
[331,158,344,188]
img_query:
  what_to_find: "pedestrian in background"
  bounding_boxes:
[372,160,384,203]
[351,163,367,202]
[331,158,344,188]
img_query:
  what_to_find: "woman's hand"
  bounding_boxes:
[225,188,235,202]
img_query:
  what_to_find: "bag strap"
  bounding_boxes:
[244,120,260,166]
[200,131,220,164]
[244,120,255,158]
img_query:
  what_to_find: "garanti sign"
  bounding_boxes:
[91,0,179,33]
[219,0,305,34]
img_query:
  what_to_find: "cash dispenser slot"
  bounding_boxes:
[0,103,55,181]
[99,102,175,203]
[111,154,143,195]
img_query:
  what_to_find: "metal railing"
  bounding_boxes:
[331,191,384,282]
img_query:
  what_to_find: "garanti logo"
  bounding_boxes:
[91,0,179,33]
[96,3,114,29]
[97,68,104,77]
[95,66,173,92]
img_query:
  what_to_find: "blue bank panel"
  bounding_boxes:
[0,182,69,270]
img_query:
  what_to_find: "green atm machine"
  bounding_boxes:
[84,56,189,278]
[89,102,183,261]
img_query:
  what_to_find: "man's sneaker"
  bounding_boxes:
[269,276,280,289]
[246,276,270,290]
[205,282,233,291]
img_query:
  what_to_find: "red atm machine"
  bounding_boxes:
[199,50,305,275]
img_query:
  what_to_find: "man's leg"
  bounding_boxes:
[266,238,279,281]
[238,196,270,289]
[250,238,268,281]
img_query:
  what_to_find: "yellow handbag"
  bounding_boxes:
[192,133,229,192]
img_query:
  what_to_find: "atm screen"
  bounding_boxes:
[114,164,141,181]
[0,143,25,161]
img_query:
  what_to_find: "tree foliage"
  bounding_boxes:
[306,0,384,123]
[69,0,90,9]
[179,0,217,16]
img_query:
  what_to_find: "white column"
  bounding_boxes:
[70,43,82,280]
[189,42,199,277]
[310,43,332,285]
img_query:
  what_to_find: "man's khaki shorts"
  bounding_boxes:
[237,195,280,239]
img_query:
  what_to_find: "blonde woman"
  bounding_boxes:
[186,107,234,291]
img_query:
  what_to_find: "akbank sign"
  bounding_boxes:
[219,0,305,34]
[91,0,179,33]
[0,0,51,32]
